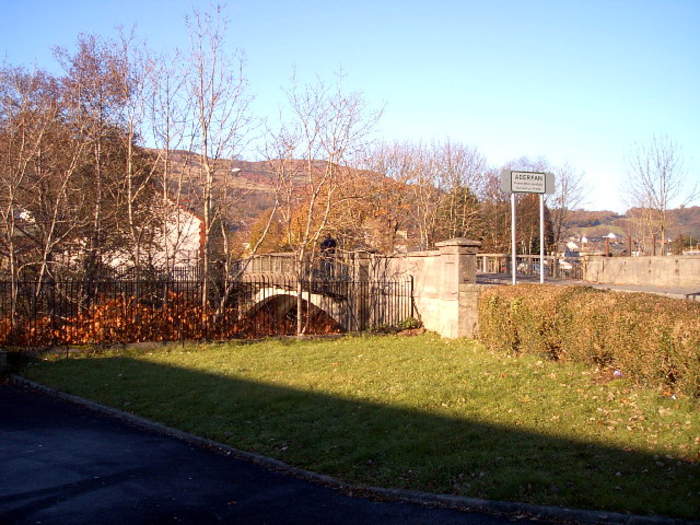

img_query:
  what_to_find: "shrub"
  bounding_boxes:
[479,285,700,397]
[398,316,422,330]
[0,293,342,347]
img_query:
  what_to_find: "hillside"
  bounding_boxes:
[565,206,700,240]
[150,150,384,230]
[151,149,700,243]
[151,149,278,225]
[670,206,700,239]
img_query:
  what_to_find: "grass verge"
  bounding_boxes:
[20,334,700,519]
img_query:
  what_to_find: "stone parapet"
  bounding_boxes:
[389,238,483,339]
[584,256,700,288]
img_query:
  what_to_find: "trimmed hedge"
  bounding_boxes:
[479,285,700,397]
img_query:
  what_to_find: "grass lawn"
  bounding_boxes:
[20,334,700,519]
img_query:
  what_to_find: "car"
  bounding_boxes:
[558,259,573,270]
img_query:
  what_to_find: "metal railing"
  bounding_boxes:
[477,254,584,281]
[0,276,415,347]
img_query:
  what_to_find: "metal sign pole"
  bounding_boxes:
[511,192,516,285]
[502,169,554,286]
[539,193,544,284]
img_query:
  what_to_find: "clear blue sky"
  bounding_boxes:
[1,0,698,213]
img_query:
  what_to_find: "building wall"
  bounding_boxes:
[158,206,202,269]
[104,203,202,272]
[583,256,700,288]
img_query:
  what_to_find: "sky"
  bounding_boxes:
[1,0,698,213]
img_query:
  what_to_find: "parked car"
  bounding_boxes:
[558,259,573,270]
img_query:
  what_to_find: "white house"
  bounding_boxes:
[106,200,204,273]
[152,201,203,271]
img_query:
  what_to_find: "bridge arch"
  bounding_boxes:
[244,287,347,332]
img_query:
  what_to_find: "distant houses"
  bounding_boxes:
[561,232,627,256]
[560,230,700,257]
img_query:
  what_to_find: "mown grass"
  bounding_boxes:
[21,334,700,518]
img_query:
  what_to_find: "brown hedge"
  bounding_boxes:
[478,284,700,397]
[0,294,342,347]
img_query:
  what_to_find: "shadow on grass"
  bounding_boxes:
[26,356,700,519]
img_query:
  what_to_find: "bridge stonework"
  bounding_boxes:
[583,255,700,288]
[376,238,482,339]
[240,238,484,339]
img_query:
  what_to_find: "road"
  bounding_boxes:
[476,273,699,301]
[0,383,536,525]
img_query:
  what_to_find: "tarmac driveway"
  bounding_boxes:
[0,383,528,525]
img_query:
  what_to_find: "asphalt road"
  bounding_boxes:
[0,383,534,525]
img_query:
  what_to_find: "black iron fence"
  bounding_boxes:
[0,277,415,347]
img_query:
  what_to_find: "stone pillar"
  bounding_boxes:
[435,238,480,283]
[435,238,482,338]
[353,252,371,281]
[352,252,372,330]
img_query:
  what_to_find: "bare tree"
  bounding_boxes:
[627,135,695,254]
[324,159,412,252]
[433,140,486,241]
[478,169,510,253]
[55,34,138,280]
[266,76,379,334]
[366,140,486,250]
[184,5,253,306]
[0,67,98,298]
[547,163,584,252]
[18,100,88,288]
[143,46,204,276]
[0,68,60,319]
[113,30,161,274]
[368,142,436,250]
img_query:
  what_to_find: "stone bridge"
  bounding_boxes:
[236,240,699,335]
[237,274,416,333]
[238,238,483,338]
[243,280,349,330]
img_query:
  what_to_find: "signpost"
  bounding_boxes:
[500,170,555,285]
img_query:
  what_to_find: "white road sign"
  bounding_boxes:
[511,171,546,193]
[500,170,555,194]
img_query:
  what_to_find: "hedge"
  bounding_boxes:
[0,295,341,347]
[478,284,700,397]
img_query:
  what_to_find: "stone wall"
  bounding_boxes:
[369,238,482,339]
[583,256,700,288]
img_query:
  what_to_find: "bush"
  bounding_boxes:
[479,285,700,397]
[0,293,342,347]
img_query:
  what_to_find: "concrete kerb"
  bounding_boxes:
[9,374,698,525]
